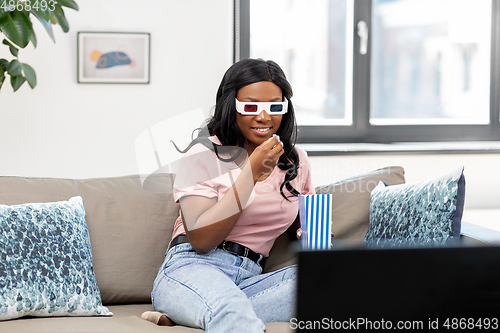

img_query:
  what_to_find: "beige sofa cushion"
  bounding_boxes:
[0,174,179,305]
[263,166,405,272]
[315,166,406,246]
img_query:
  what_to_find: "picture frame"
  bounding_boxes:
[77,32,150,84]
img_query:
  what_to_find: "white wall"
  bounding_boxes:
[308,153,500,210]
[0,0,233,179]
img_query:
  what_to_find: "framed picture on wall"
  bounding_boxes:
[77,32,150,84]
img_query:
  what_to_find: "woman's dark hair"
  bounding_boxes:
[177,58,300,200]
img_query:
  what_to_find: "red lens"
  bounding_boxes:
[244,104,258,112]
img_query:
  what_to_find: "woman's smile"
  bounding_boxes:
[251,126,272,134]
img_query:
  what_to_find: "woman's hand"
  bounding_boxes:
[248,134,284,182]
[296,228,302,240]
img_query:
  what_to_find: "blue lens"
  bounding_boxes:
[270,104,283,112]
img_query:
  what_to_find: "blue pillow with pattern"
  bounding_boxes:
[364,167,465,248]
[0,196,111,321]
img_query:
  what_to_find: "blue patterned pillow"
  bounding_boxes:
[0,196,111,321]
[364,167,465,248]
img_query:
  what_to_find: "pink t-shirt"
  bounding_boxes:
[172,136,315,257]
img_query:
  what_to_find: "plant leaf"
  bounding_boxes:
[51,4,69,32]
[56,0,79,11]
[0,1,14,18]
[0,11,33,48]
[0,58,8,71]
[30,8,55,43]
[0,72,5,90]
[7,59,22,76]
[11,74,26,91]
[30,27,37,47]
[10,44,18,56]
[21,63,36,88]
[3,38,19,57]
[0,75,5,91]
[30,2,51,22]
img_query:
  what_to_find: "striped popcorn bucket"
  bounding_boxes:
[299,194,332,250]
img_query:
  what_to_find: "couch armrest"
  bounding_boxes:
[461,221,500,245]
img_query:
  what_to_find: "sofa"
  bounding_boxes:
[0,166,490,332]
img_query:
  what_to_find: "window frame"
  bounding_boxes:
[235,0,500,144]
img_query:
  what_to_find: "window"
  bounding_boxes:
[235,0,500,143]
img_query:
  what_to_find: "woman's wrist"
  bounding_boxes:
[242,159,261,184]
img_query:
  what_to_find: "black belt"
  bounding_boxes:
[168,234,261,264]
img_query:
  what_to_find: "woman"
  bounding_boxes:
[143,58,315,332]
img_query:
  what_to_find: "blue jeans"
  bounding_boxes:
[151,242,297,333]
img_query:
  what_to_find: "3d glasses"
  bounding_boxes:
[235,98,288,115]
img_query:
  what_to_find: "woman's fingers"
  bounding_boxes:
[250,134,285,180]
[266,136,284,164]
[275,139,284,153]
[269,134,284,154]
[254,135,282,159]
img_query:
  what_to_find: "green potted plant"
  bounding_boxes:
[0,0,78,91]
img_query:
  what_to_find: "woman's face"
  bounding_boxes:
[236,81,283,154]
